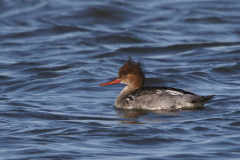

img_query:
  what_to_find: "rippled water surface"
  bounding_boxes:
[1,0,240,159]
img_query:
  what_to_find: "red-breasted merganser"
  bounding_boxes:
[100,57,214,110]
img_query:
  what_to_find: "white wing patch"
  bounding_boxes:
[165,90,184,96]
[156,90,162,94]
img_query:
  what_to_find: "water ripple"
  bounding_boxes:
[1,0,240,159]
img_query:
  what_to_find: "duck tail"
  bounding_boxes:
[191,95,215,103]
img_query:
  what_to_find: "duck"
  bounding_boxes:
[100,56,214,110]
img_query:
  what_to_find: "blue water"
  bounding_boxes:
[1,0,240,159]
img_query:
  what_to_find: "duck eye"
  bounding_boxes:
[121,75,126,78]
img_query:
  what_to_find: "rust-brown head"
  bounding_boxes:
[100,56,145,89]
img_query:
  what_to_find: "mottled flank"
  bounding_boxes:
[115,86,214,110]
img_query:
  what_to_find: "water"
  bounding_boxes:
[1,0,240,159]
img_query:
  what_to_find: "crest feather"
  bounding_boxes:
[118,56,145,78]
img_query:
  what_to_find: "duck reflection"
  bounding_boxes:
[115,108,179,124]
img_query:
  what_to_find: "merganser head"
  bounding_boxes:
[100,56,145,89]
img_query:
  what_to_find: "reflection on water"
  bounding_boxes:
[116,109,149,119]
[116,108,187,124]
